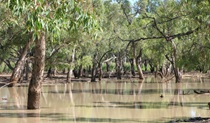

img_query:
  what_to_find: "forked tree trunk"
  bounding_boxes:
[174,67,182,83]
[97,49,112,81]
[9,38,33,87]
[27,33,45,109]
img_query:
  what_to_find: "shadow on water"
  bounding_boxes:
[52,117,141,122]
[0,112,142,122]
[77,101,169,109]
[0,112,210,123]
[76,101,209,110]
[44,89,164,95]
[0,112,45,118]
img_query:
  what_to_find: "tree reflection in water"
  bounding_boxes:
[8,87,26,109]
[2,79,210,122]
[170,83,184,106]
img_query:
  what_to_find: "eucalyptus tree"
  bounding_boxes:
[115,0,158,79]
[83,0,119,82]
[0,3,32,80]
[70,31,94,79]
[45,30,76,78]
[144,0,207,82]
[6,0,96,109]
[178,0,210,72]
[101,0,129,80]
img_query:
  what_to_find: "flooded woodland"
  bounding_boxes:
[1,0,210,123]
[1,75,210,123]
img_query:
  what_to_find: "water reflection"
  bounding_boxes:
[169,83,184,106]
[0,87,27,110]
[1,79,210,122]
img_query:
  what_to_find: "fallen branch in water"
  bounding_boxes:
[194,90,210,94]
[0,82,15,89]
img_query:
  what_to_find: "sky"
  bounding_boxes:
[129,0,138,5]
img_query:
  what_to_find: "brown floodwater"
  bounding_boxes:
[1,77,210,123]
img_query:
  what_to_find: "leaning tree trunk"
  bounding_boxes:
[136,61,144,79]
[9,38,33,87]
[27,33,45,109]
[167,58,181,83]
[136,50,144,80]
[171,40,182,83]
[25,60,30,81]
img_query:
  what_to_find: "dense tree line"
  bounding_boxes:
[0,0,209,109]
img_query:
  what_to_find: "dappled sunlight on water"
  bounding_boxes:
[1,78,210,122]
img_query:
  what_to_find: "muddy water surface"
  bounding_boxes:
[1,78,210,123]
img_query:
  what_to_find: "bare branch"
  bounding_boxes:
[98,49,113,64]
[103,56,116,63]
[4,60,14,70]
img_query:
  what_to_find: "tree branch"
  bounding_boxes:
[98,49,113,64]
[4,60,14,70]
[165,54,173,64]
[121,4,132,25]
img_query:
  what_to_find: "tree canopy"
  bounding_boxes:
[0,0,209,84]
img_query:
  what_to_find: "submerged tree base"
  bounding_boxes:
[27,87,41,109]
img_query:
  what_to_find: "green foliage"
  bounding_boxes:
[123,62,130,72]
[1,0,210,75]
[76,55,92,69]
[6,0,97,40]
[102,62,116,71]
